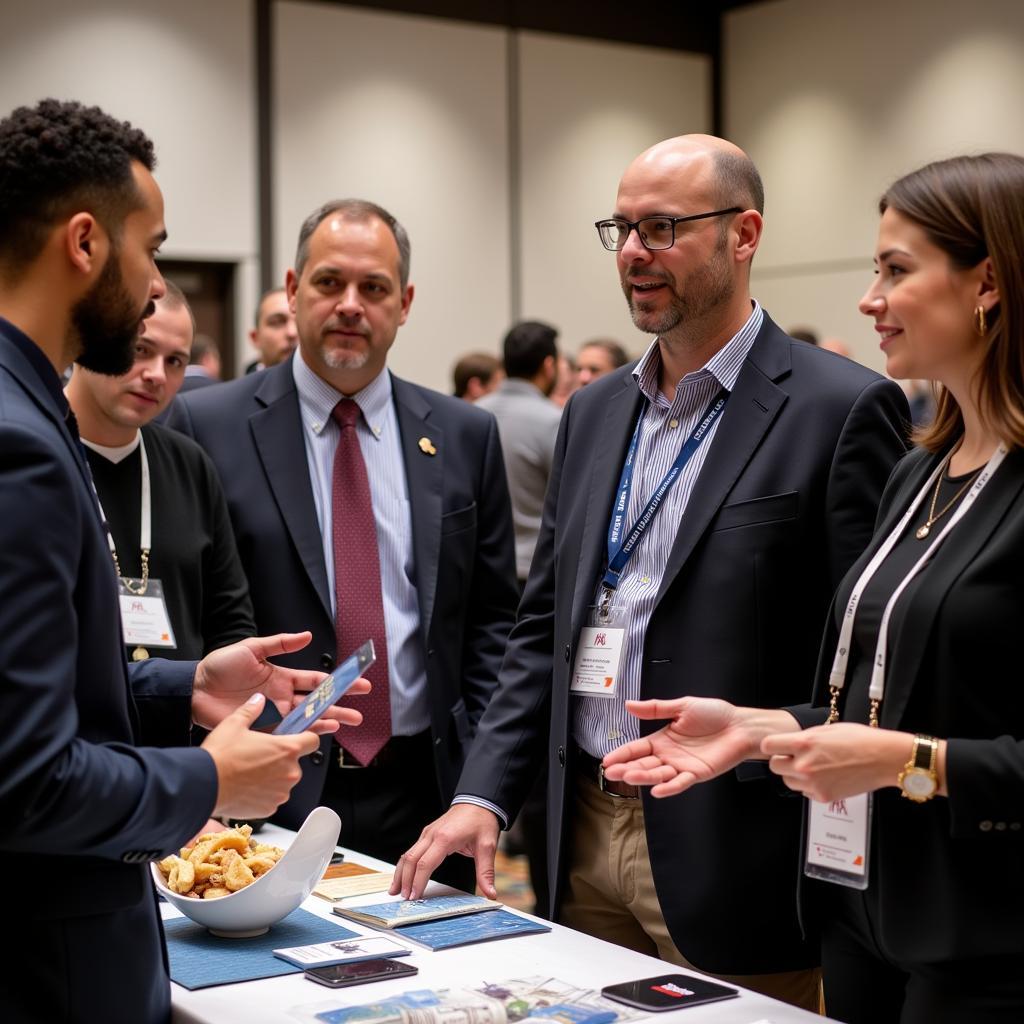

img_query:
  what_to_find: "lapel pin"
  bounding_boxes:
[418,436,437,456]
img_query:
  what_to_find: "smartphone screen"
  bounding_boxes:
[305,958,419,988]
[601,974,738,1011]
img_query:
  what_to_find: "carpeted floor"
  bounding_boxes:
[493,847,535,912]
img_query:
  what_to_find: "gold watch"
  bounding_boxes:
[897,734,939,802]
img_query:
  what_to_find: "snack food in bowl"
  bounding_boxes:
[151,806,341,937]
[157,823,285,899]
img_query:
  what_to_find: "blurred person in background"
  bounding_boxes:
[180,332,220,390]
[245,287,298,373]
[577,338,631,385]
[452,350,503,401]
[549,352,578,408]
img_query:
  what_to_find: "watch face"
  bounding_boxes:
[902,768,937,798]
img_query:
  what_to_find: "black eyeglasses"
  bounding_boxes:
[595,208,744,252]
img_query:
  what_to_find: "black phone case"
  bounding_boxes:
[601,973,739,1011]
[305,960,419,988]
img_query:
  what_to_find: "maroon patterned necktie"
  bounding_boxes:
[330,398,391,765]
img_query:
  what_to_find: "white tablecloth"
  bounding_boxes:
[165,824,834,1024]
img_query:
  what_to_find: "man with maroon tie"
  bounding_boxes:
[172,200,518,887]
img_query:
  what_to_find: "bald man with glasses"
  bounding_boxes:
[395,135,908,1010]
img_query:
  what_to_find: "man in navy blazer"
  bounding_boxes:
[0,100,362,1024]
[393,136,910,1009]
[172,200,518,886]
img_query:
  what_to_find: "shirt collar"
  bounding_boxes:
[292,347,392,440]
[496,378,548,400]
[633,300,763,405]
[80,432,142,464]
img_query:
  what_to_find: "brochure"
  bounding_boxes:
[332,895,502,929]
[314,862,395,902]
[393,910,550,951]
[273,935,413,969]
[309,975,643,1024]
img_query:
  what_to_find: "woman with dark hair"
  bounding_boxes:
[601,153,1024,1023]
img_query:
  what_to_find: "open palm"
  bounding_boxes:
[602,697,756,797]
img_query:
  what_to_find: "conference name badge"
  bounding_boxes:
[570,607,625,698]
[117,578,177,649]
[805,791,871,890]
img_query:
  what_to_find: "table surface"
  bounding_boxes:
[165,824,835,1024]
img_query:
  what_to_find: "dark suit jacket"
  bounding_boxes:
[457,314,910,974]
[791,443,1024,964]
[171,358,518,828]
[0,322,218,1023]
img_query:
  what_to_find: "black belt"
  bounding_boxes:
[575,746,640,799]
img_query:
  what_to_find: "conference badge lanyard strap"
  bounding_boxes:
[93,433,177,659]
[570,388,729,699]
[805,444,1007,889]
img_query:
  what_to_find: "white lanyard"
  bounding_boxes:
[827,444,1007,719]
[94,433,152,593]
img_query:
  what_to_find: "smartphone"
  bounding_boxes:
[273,639,375,735]
[304,957,419,989]
[600,974,738,1011]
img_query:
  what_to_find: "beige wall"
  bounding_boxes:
[517,32,710,360]
[274,3,512,392]
[7,1,1021,383]
[0,0,261,371]
[726,0,1024,372]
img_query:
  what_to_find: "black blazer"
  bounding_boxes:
[0,325,217,1022]
[171,358,518,827]
[457,314,910,974]
[793,443,1024,963]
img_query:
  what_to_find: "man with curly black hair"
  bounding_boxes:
[0,99,365,1023]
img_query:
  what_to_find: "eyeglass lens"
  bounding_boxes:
[600,218,677,251]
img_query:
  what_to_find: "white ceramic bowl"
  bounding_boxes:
[151,807,341,937]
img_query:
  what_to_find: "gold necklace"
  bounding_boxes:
[915,454,981,540]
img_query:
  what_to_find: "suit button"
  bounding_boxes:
[427,648,435,658]
[320,653,334,670]
[434,736,442,746]
[980,820,994,832]
[996,821,1007,831]
[310,750,325,766]
[557,745,565,767]
[564,644,571,663]
[1011,822,1022,831]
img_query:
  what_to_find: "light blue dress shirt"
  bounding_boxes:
[292,350,430,736]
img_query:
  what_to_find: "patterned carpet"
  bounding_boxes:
[493,847,535,912]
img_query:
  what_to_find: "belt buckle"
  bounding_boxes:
[598,762,622,798]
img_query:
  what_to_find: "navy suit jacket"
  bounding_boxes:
[456,314,910,974]
[0,322,218,1023]
[171,357,518,828]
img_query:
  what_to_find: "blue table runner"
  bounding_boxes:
[163,907,361,990]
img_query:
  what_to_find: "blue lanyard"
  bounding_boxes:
[603,387,729,595]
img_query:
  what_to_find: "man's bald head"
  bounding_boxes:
[621,135,764,217]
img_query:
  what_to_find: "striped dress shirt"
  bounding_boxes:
[573,302,763,759]
[292,351,429,736]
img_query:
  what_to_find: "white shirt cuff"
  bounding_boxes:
[452,794,509,830]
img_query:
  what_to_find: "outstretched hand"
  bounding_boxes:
[602,697,799,797]
[389,804,500,902]
[191,631,369,733]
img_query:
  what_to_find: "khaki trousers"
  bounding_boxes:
[558,772,821,1014]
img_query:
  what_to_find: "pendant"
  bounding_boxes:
[132,646,150,661]
[915,524,931,540]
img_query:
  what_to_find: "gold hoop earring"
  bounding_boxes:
[975,305,988,337]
